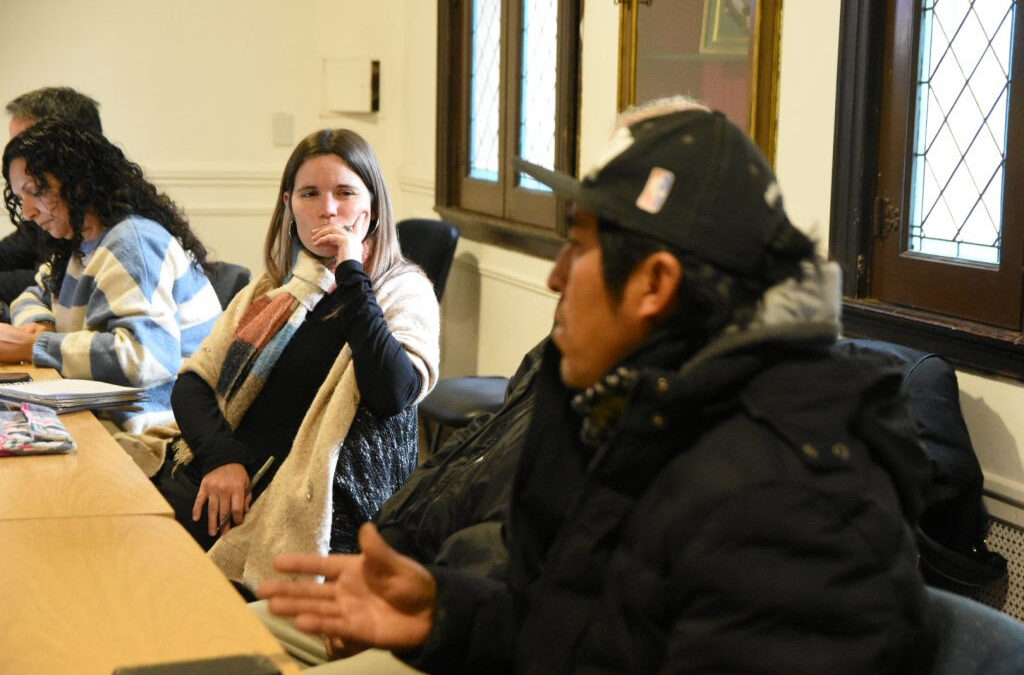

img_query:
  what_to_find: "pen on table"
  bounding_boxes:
[217,455,275,534]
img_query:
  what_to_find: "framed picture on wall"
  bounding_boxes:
[617,0,781,164]
[700,0,753,57]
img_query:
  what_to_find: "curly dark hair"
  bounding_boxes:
[2,119,209,295]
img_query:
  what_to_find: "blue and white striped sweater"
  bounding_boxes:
[11,215,222,433]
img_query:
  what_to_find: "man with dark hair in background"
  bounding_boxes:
[1,86,102,305]
[6,86,103,138]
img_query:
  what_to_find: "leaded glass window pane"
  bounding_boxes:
[519,0,557,192]
[909,0,1016,264]
[470,0,501,182]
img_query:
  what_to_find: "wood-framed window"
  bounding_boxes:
[435,0,580,259]
[831,0,1024,377]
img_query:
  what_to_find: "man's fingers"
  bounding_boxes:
[259,577,336,600]
[266,593,340,619]
[326,637,368,660]
[263,537,435,651]
[293,613,348,637]
[358,523,436,619]
[360,522,425,583]
[272,552,343,578]
[358,523,400,573]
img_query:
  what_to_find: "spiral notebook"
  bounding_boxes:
[0,379,148,414]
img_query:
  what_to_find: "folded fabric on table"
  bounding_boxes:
[0,403,76,456]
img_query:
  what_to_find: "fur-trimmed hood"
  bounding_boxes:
[680,259,842,376]
[571,259,844,448]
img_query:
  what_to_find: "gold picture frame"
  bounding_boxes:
[700,0,753,57]
[617,0,783,164]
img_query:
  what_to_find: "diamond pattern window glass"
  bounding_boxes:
[909,0,1016,264]
[519,0,558,192]
[439,0,577,233]
[470,0,501,182]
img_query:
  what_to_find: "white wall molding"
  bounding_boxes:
[398,169,434,197]
[453,256,558,300]
[139,166,279,276]
[984,496,1024,529]
[147,167,279,222]
[984,474,1024,527]
[182,206,271,217]
[147,167,280,189]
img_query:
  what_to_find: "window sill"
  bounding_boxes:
[435,206,564,260]
[842,298,1024,379]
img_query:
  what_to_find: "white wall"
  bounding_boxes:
[0,0,436,277]
[774,0,842,250]
[3,0,1023,521]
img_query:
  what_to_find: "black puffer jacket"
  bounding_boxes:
[375,338,548,578]
[407,266,935,675]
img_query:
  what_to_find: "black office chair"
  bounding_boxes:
[417,375,510,454]
[396,219,459,301]
[927,586,1024,675]
[835,338,1006,591]
[209,261,252,309]
[397,218,509,455]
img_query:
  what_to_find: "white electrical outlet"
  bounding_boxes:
[272,112,294,147]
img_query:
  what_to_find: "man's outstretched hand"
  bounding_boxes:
[257,522,436,652]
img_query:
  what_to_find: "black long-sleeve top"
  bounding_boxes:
[172,260,421,489]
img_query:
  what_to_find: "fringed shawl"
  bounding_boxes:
[181,251,439,588]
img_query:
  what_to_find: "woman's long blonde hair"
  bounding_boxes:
[264,128,405,286]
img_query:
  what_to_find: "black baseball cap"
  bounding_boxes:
[516,109,804,278]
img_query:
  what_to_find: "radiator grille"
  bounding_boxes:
[969,518,1024,620]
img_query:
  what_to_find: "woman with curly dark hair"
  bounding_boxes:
[0,119,222,435]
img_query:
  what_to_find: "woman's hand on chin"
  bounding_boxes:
[312,211,370,267]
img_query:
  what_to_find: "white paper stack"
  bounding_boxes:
[0,379,148,414]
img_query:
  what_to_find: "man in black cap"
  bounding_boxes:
[259,101,935,674]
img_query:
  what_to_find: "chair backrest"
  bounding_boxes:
[396,218,459,301]
[834,338,1006,590]
[209,261,252,309]
[927,586,1024,675]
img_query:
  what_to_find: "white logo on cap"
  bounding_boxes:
[636,167,675,214]
[585,126,636,181]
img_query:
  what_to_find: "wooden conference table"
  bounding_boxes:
[0,365,298,674]
[0,366,172,521]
